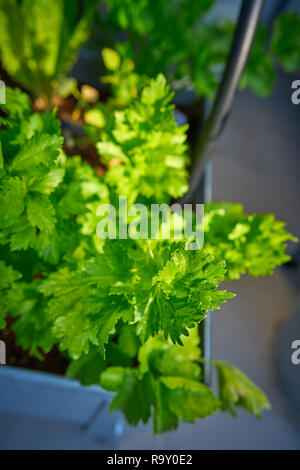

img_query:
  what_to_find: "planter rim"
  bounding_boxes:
[0,365,112,396]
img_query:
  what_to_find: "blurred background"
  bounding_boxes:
[0,0,300,449]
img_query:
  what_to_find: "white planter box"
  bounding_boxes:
[0,366,123,447]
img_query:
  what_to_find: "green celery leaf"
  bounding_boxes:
[97,74,189,204]
[10,134,63,176]
[204,202,297,280]
[160,376,220,422]
[6,281,54,359]
[66,347,107,386]
[0,86,31,121]
[214,360,271,418]
[109,370,155,425]
[26,193,56,233]
[136,242,235,344]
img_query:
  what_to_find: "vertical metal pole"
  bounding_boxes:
[181,0,265,206]
[198,162,213,386]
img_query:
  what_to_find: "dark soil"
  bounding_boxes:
[62,135,106,177]
[54,95,106,176]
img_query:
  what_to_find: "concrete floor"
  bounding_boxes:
[1,69,300,450]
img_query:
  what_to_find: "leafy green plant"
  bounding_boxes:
[97,74,189,204]
[98,1,300,98]
[0,79,295,432]
[0,0,98,102]
[240,12,300,97]
[204,202,297,280]
[100,338,271,432]
[271,11,300,72]
[1,0,299,106]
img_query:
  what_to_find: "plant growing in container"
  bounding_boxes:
[0,0,99,108]
[0,75,296,433]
